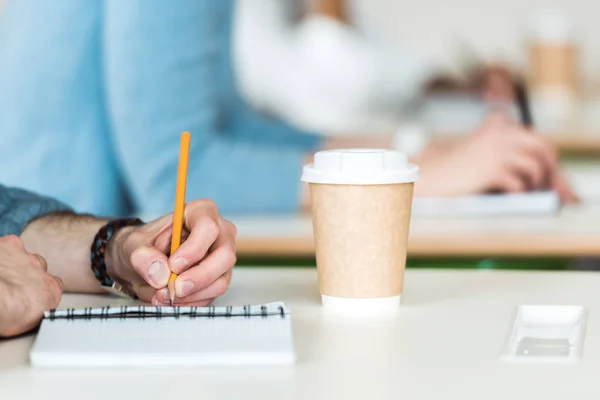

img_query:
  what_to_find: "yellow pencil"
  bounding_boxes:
[168,131,191,306]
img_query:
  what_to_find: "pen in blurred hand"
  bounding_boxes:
[514,79,533,129]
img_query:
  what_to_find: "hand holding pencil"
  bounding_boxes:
[104,131,237,306]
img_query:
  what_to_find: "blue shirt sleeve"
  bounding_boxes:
[103,0,322,217]
[0,185,72,236]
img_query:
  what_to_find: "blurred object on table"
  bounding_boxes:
[527,10,580,133]
[527,10,579,95]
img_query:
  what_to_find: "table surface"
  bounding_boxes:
[231,203,600,258]
[3,267,600,400]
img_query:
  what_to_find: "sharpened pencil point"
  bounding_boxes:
[168,281,176,307]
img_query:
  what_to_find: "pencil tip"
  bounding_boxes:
[168,281,176,307]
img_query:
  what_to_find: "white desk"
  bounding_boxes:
[231,203,600,257]
[3,267,600,399]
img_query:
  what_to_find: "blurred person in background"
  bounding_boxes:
[0,0,577,220]
[235,0,532,133]
[0,0,322,217]
[235,0,578,202]
[234,0,429,134]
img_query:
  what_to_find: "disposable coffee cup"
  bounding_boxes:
[527,11,578,94]
[301,149,419,316]
[526,11,579,131]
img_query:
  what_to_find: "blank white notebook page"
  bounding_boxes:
[29,303,295,368]
[412,191,560,217]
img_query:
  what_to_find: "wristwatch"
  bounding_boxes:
[91,218,144,298]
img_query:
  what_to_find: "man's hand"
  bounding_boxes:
[106,199,237,306]
[414,114,580,203]
[0,235,62,337]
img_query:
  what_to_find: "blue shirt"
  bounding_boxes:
[0,0,321,217]
[0,184,71,236]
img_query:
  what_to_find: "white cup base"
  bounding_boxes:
[321,294,402,317]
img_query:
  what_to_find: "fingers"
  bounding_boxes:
[553,173,581,204]
[129,245,171,289]
[154,270,232,306]
[493,172,526,193]
[505,152,546,190]
[0,234,25,250]
[153,226,174,255]
[30,254,48,272]
[169,200,221,274]
[497,132,575,202]
[511,131,558,176]
[118,199,236,296]
[7,273,62,337]
[120,199,237,303]
[152,296,214,307]
[173,243,236,298]
[481,128,557,194]
[154,228,190,256]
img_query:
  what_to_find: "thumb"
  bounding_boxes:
[129,245,171,289]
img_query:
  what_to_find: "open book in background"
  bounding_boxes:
[411,191,561,217]
[29,302,295,368]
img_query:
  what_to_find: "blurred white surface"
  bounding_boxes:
[347,0,600,86]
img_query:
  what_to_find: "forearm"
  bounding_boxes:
[20,213,108,293]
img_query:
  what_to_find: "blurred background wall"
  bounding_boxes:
[348,0,600,89]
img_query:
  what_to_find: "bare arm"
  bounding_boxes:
[20,212,107,293]
[18,199,238,305]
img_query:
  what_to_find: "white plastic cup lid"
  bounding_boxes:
[301,149,419,185]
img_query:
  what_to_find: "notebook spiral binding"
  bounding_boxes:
[45,302,289,321]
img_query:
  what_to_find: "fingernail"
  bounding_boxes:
[148,261,170,286]
[172,257,188,272]
[162,289,170,301]
[177,280,194,297]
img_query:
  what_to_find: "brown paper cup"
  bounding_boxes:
[529,43,578,93]
[527,12,578,93]
[310,182,414,303]
[302,149,419,315]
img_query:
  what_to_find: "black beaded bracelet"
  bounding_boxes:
[91,218,144,297]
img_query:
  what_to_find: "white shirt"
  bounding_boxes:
[232,0,433,135]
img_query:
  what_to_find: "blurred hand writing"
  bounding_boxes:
[414,114,579,203]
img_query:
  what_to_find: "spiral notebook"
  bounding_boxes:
[29,302,295,367]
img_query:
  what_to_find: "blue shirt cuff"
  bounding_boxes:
[0,185,73,236]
